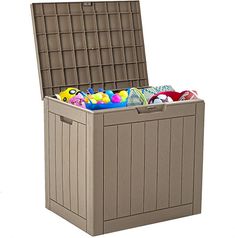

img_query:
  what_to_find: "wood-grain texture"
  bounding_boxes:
[86,113,104,235]
[193,102,205,214]
[36,0,205,234]
[48,110,87,220]
[44,98,50,208]
[104,114,197,221]
[45,97,204,236]
[104,204,193,234]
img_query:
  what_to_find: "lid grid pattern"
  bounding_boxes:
[32,1,149,97]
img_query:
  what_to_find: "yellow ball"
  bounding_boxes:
[90,99,97,104]
[59,88,80,102]
[119,90,128,99]
[102,96,111,103]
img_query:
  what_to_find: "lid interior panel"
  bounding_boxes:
[31,1,149,98]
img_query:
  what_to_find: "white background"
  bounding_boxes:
[0,0,235,237]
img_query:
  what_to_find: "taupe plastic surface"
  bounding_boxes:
[44,97,205,235]
[32,1,205,236]
[31,1,148,98]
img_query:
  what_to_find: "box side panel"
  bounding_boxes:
[103,102,197,232]
[46,97,88,231]
[44,98,50,208]
[193,101,205,214]
[87,113,104,236]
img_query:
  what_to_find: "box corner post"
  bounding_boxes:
[193,102,205,214]
[44,97,50,209]
[86,113,104,235]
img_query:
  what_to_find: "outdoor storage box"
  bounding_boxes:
[31,1,205,236]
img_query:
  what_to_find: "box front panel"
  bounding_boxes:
[103,102,198,231]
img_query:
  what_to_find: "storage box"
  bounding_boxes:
[31,1,205,235]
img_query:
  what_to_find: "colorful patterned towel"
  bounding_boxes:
[142,85,175,101]
[127,88,148,106]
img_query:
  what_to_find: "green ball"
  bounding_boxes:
[93,93,103,101]
[121,96,127,102]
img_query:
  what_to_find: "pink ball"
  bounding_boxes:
[69,94,86,109]
[111,94,122,103]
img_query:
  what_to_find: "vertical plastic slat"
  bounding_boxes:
[68,3,80,86]
[49,112,56,201]
[87,113,104,235]
[78,123,87,218]
[135,1,149,87]
[193,102,204,214]
[104,126,118,220]
[44,99,50,208]
[144,121,158,212]
[169,118,183,207]
[182,116,195,204]
[62,122,71,210]
[55,115,63,205]
[128,2,140,87]
[93,4,105,89]
[117,2,130,86]
[81,5,93,87]
[157,119,170,210]
[69,121,78,214]
[117,124,131,218]
[105,2,118,89]
[41,4,54,96]
[131,122,145,215]
[54,3,67,90]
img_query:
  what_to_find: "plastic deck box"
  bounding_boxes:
[31,1,205,235]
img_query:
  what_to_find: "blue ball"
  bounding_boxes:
[105,90,114,99]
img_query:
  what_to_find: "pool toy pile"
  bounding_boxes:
[53,86,198,111]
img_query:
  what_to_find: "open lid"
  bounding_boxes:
[31,1,149,99]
